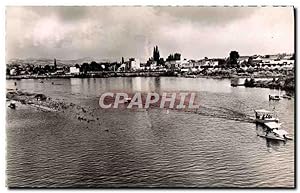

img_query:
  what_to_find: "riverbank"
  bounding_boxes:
[6,71,177,79]
[243,76,295,91]
[6,90,99,124]
[6,69,294,80]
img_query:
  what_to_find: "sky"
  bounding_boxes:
[6,6,294,62]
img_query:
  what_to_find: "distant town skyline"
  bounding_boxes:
[6,6,294,62]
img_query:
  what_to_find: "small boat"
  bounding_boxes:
[269,89,282,101]
[269,95,281,101]
[230,78,244,87]
[282,94,292,100]
[8,101,16,109]
[254,109,279,124]
[260,122,292,141]
[185,75,196,78]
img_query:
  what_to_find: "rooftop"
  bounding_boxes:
[255,109,272,114]
[264,122,281,129]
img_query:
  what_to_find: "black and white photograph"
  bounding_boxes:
[5,5,295,188]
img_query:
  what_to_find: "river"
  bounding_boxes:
[6,77,295,188]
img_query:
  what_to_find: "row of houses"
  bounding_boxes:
[164,54,294,72]
[165,59,219,69]
[238,54,294,65]
[66,54,294,74]
[237,54,294,71]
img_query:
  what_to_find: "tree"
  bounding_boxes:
[33,66,41,74]
[174,53,181,61]
[290,53,295,60]
[247,56,253,65]
[158,58,165,65]
[167,54,174,61]
[166,53,181,62]
[80,63,90,74]
[245,78,255,87]
[244,78,249,86]
[90,61,99,71]
[229,51,240,66]
[216,59,226,68]
[249,78,255,86]
[146,59,152,67]
[44,65,51,72]
[121,57,125,64]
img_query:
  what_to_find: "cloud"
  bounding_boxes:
[22,6,92,22]
[155,6,257,25]
[6,6,294,62]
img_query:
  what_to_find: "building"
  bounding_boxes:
[165,60,181,69]
[117,63,126,71]
[130,58,141,70]
[202,59,219,67]
[180,59,193,68]
[69,66,80,74]
[238,56,250,64]
[252,56,264,63]
[10,68,17,75]
[193,60,205,69]
[180,68,189,72]
[54,58,57,69]
[150,61,157,69]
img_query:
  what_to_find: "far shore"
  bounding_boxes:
[6,71,291,80]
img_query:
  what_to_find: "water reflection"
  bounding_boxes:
[255,123,288,150]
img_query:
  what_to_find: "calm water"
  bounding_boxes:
[6,77,295,188]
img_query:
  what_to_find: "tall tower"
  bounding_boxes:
[54,58,57,69]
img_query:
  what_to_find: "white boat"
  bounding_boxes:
[260,122,292,141]
[269,89,281,101]
[254,109,279,124]
[269,95,281,101]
